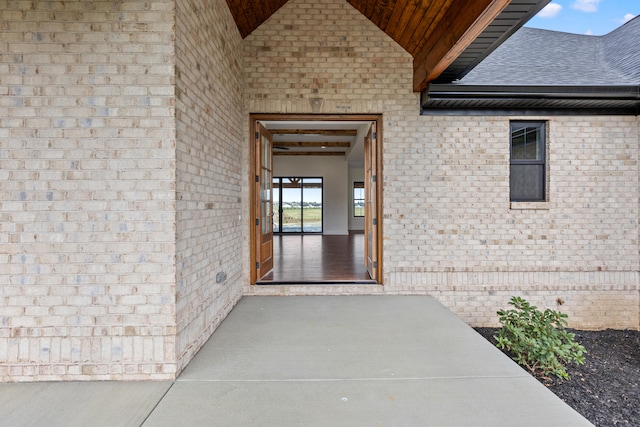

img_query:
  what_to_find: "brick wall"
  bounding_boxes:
[243,0,414,112]
[174,0,245,372]
[385,115,639,329]
[1,0,637,383]
[0,0,178,381]
[243,0,640,330]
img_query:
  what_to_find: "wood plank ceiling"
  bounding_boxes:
[225,0,510,92]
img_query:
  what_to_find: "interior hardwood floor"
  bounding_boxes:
[258,233,374,284]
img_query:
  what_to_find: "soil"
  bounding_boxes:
[474,328,640,427]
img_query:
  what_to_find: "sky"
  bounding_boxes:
[525,0,639,35]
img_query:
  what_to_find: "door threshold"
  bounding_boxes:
[255,280,378,285]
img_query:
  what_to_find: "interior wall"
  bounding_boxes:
[174,0,245,373]
[274,156,349,235]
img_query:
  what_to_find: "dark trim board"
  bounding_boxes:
[421,106,640,116]
[422,84,640,116]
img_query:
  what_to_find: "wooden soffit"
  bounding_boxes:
[226,0,511,91]
[225,0,290,38]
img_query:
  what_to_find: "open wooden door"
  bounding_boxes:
[364,122,378,281]
[255,122,274,278]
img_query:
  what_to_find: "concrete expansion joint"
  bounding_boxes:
[177,375,529,383]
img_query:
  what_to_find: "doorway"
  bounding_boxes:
[249,114,383,285]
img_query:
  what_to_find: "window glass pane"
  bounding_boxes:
[261,134,271,169]
[261,170,271,198]
[511,125,543,161]
[261,201,271,233]
[274,177,323,233]
[302,178,322,233]
[510,164,544,201]
[260,168,271,234]
[273,178,280,233]
[353,182,364,217]
[282,178,302,232]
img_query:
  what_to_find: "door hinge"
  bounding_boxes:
[372,132,377,139]
[372,175,377,183]
[372,218,377,225]
[372,261,377,269]
[256,262,260,269]
[255,175,259,183]
[255,218,259,226]
[255,131,259,139]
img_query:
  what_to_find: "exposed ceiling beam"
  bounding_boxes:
[269,129,358,136]
[273,151,345,156]
[412,0,510,92]
[273,141,352,148]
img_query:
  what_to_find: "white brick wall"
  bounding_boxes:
[0,0,178,381]
[385,115,639,328]
[174,0,245,373]
[0,0,638,383]
[243,0,640,330]
[0,0,247,383]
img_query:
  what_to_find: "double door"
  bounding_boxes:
[251,116,381,284]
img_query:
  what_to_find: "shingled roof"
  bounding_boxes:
[423,15,640,115]
[461,17,640,86]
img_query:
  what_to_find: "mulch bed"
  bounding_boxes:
[474,327,640,427]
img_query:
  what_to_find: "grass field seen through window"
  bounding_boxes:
[276,206,322,231]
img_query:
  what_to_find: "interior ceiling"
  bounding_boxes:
[225,0,515,91]
[262,120,370,167]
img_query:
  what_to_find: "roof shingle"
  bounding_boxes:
[458,16,640,86]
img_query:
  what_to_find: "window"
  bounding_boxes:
[273,177,323,233]
[510,121,546,202]
[353,182,364,217]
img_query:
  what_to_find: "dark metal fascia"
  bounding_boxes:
[421,84,640,115]
[420,106,639,116]
[425,84,640,100]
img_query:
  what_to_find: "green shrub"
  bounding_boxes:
[494,296,586,380]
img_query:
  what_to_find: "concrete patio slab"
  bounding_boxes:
[0,296,593,426]
[177,295,520,381]
[145,296,592,426]
[0,380,171,427]
[143,376,585,427]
